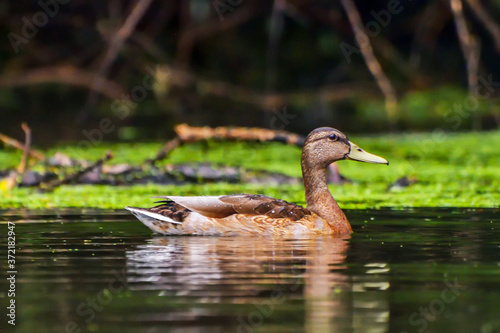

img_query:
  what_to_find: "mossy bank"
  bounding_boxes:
[1,131,499,209]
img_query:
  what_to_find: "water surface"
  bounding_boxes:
[1,208,500,333]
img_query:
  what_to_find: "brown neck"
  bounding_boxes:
[301,155,352,234]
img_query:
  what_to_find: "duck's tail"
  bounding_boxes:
[126,206,183,234]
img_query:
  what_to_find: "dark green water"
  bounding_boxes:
[1,208,500,333]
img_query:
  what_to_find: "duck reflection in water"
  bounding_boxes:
[126,236,390,332]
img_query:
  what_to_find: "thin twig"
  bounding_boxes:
[0,66,125,100]
[450,0,481,93]
[265,0,286,92]
[2,123,32,190]
[80,0,154,121]
[0,132,45,160]
[175,3,261,68]
[94,0,154,90]
[17,123,31,177]
[146,137,183,166]
[464,0,500,52]
[409,1,452,70]
[165,66,373,109]
[340,0,398,121]
[39,151,113,193]
[1,63,373,113]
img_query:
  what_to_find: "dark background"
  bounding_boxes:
[1,0,500,145]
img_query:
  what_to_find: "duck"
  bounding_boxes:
[126,127,388,236]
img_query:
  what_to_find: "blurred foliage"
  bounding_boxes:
[0,0,499,144]
[358,86,500,131]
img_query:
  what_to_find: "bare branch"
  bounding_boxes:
[1,123,32,190]
[0,132,45,160]
[176,4,261,68]
[39,151,113,193]
[450,0,481,93]
[165,66,374,110]
[265,0,286,92]
[17,123,31,177]
[464,0,500,52]
[340,0,398,120]
[81,0,154,120]
[0,66,125,100]
[146,137,183,166]
[409,1,452,70]
[0,63,372,114]
[94,0,154,87]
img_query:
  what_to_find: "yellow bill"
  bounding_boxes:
[347,142,389,165]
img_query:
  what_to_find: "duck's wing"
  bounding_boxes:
[220,194,311,220]
[151,195,236,218]
[152,194,311,220]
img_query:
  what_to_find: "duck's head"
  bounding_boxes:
[302,127,388,168]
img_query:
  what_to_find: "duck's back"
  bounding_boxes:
[126,194,334,236]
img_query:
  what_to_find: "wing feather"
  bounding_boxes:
[151,195,236,218]
[152,194,310,220]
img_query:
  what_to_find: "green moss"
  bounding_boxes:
[1,131,500,209]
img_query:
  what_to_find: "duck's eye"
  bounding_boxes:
[328,134,338,141]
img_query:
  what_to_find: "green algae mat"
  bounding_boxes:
[1,131,499,209]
